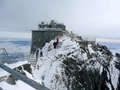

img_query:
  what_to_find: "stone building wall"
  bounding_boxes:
[31,30,64,54]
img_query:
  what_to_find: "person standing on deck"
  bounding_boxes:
[40,49,43,57]
[53,42,57,49]
[36,49,39,61]
[56,37,59,43]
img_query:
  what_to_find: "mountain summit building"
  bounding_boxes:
[31,20,66,54]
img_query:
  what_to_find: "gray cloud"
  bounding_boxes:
[0,0,120,39]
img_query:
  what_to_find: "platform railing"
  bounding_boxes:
[0,62,50,90]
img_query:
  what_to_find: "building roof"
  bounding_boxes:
[32,28,64,32]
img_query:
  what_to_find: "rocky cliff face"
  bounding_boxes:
[31,34,120,90]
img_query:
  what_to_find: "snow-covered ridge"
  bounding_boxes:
[32,35,120,90]
[0,35,120,90]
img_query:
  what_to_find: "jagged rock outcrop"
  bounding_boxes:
[31,34,120,90]
[115,53,120,90]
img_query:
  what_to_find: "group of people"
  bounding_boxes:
[36,49,43,60]
[35,37,60,60]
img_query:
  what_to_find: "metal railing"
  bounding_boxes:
[0,62,50,90]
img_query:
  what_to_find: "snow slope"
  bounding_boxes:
[0,61,35,90]
[0,80,35,90]
[0,61,28,77]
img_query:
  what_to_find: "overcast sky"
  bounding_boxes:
[0,0,120,39]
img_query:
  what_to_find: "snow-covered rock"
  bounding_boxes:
[31,35,119,90]
[0,34,120,90]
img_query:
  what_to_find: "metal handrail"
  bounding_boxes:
[0,62,50,90]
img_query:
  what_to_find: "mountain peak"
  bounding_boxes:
[31,35,116,90]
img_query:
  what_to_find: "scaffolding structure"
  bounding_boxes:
[0,48,8,57]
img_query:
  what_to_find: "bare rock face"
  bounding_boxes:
[115,53,120,90]
[6,75,18,85]
[61,42,113,90]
